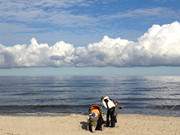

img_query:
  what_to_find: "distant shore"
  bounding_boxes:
[0,114,179,135]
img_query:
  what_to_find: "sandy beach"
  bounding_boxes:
[0,114,179,135]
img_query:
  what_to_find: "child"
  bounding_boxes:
[101,96,117,127]
[88,104,104,132]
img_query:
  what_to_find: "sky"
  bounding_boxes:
[0,0,180,69]
[1,0,180,46]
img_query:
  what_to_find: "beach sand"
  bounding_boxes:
[0,114,179,135]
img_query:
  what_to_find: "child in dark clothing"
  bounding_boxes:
[101,96,118,127]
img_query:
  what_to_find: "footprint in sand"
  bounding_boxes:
[0,129,20,135]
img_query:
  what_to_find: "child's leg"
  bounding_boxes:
[96,116,103,130]
[106,110,110,127]
[110,107,116,127]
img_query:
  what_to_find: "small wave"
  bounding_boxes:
[0,105,89,114]
[153,105,180,110]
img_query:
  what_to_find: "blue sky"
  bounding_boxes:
[1,0,180,70]
[1,0,180,46]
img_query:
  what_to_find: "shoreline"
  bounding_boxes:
[0,114,180,135]
[0,112,179,117]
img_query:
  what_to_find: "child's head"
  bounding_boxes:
[101,96,109,101]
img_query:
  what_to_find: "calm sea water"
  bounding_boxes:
[0,76,180,116]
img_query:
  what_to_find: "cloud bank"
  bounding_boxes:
[0,21,180,67]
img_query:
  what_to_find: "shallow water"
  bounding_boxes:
[0,76,180,116]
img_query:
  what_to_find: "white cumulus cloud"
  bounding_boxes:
[0,21,180,67]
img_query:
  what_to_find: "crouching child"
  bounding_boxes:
[88,104,105,132]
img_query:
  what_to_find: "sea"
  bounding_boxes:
[0,75,180,116]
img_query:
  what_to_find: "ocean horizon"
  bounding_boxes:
[0,67,180,76]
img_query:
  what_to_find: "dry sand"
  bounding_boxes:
[0,114,179,135]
